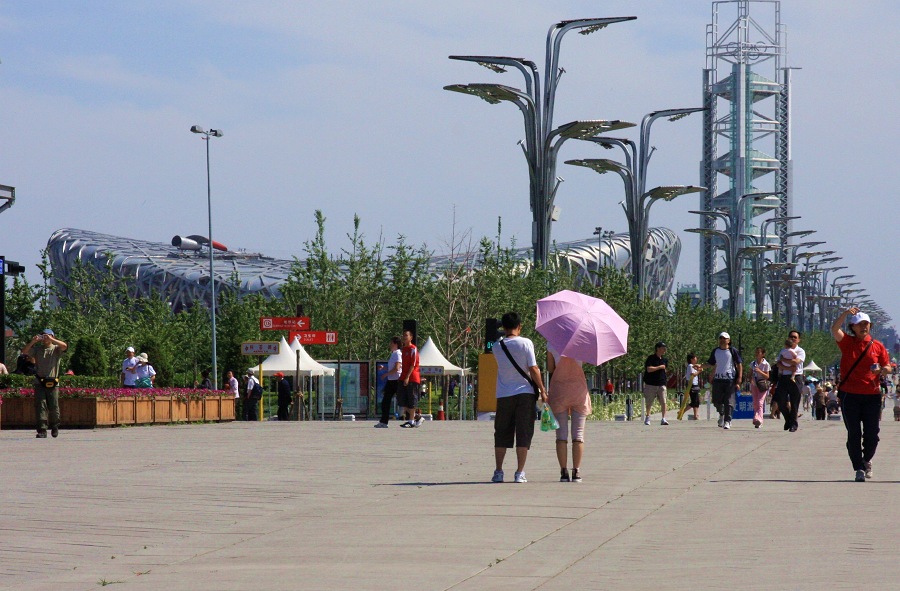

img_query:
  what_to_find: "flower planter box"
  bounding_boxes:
[0,393,235,429]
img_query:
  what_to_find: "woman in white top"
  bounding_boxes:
[546,345,591,483]
[134,353,157,388]
[749,347,771,428]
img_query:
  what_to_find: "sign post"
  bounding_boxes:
[288,331,339,346]
[260,317,310,331]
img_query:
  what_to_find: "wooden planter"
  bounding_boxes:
[0,395,235,429]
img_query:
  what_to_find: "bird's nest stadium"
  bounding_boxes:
[46,227,681,311]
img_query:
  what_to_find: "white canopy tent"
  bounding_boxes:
[418,336,466,376]
[804,360,823,373]
[416,336,471,420]
[288,337,336,376]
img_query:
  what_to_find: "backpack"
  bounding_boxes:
[251,381,263,401]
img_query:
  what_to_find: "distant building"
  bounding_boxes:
[46,227,683,310]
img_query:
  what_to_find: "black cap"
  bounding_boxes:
[655,341,667,349]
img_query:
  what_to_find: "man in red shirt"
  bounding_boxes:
[398,330,422,428]
[832,306,891,482]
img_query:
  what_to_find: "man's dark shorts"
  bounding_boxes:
[494,393,538,449]
[398,382,419,408]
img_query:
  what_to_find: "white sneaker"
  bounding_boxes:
[660,418,669,426]
[864,461,873,479]
[724,421,732,430]
[717,415,724,428]
[643,416,651,426]
[413,417,424,427]
[491,470,504,483]
[374,422,388,428]
[514,471,527,483]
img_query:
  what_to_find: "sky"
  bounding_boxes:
[0,1,897,326]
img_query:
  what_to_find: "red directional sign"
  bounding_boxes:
[260,316,310,331]
[289,330,339,345]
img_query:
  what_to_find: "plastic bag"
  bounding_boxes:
[540,403,559,432]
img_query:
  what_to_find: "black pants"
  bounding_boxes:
[840,392,881,471]
[815,406,826,420]
[380,380,399,424]
[775,375,801,429]
[711,380,735,421]
[277,398,291,421]
[244,397,258,421]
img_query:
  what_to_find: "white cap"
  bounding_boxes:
[247,368,255,375]
[718,331,730,339]
[126,346,135,353]
[848,312,871,325]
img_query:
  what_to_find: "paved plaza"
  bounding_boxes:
[2,413,898,591]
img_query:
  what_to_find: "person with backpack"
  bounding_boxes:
[245,368,262,421]
[703,332,742,430]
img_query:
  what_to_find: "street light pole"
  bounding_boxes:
[445,17,637,267]
[190,125,223,390]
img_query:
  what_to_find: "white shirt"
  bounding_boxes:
[386,349,402,380]
[793,346,806,376]
[246,375,259,395]
[122,357,139,386]
[493,336,538,399]
[686,363,699,387]
[709,347,741,381]
[135,363,156,381]
[227,376,240,398]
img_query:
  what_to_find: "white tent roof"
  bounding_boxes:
[418,336,466,376]
[249,337,335,377]
[804,360,822,372]
[289,337,335,376]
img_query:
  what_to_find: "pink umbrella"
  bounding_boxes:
[536,290,629,365]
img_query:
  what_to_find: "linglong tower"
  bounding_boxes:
[700,0,792,316]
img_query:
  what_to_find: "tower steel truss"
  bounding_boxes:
[700,0,792,316]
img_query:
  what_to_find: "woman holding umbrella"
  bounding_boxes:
[536,290,630,483]
[546,345,591,482]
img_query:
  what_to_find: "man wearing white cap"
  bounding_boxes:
[704,332,742,430]
[832,306,891,482]
[121,346,138,388]
[244,368,261,421]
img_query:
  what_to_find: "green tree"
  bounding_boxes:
[69,335,108,376]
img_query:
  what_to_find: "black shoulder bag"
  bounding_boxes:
[499,338,540,397]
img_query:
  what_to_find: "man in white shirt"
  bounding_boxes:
[375,336,403,428]
[491,312,548,484]
[121,346,138,387]
[244,369,260,421]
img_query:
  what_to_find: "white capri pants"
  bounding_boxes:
[554,410,587,443]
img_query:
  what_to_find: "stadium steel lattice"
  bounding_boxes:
[46,227,681,310]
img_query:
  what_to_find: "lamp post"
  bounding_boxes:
[566,108,705,299]
[445,17,637,267]
[190,125,223,390]
[687,192,780,316]
[593,226,604,277]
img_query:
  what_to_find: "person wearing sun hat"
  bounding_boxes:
[134,352,157,388]
[832,306,891,482]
